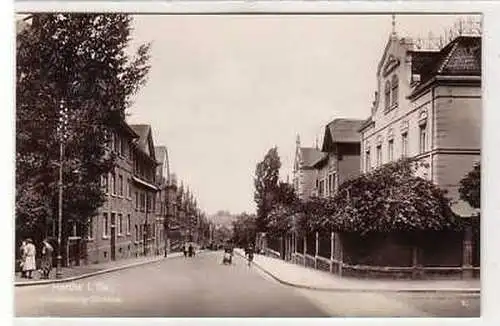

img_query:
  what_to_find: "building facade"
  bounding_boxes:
[292,135,325,200]
[85,122,161,264]
[359,30,481,217]
[312,119,364,198]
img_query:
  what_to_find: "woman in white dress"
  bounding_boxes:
[22,238,37,279]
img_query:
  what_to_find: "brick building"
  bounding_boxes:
[358,30,481,218]
[85,122,161,264]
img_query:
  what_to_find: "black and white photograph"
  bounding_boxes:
[12,5,485,319]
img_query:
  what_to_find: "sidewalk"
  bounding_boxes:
[15,251,185,287]
[235,249,480,294]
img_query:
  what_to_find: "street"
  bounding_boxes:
[15,252,479,317]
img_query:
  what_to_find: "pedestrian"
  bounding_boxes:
[22,238,37,279]
[19,240,27,278]
[40,239,54,279]
[188,244,194,257]
[183,243,188,258]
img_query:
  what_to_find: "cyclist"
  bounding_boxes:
[245,244,254,267]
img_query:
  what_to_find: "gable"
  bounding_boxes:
[382,54,401,77]
[321,127,335,152]
[146,130,156,161]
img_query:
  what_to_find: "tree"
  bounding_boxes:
[16,14,151,246]
[329,159,457,235]
[459,162,480,209]
[254,147,281,232]
[231,213,257,247]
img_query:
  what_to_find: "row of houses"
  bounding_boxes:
[293,27,481,220]
[67,115,203,266]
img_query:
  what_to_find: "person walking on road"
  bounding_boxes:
[183,243,188,258]
[40,239,54,279]
[22,238,36,279]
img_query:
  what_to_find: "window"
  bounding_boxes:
[115,133,121,155]
[388,139,394,161]
[121,137,126,157]
[384,80,391,111]
[135,224,139,241]
[419,123,427,154]
[141,193,146,211]
[118,213,123,235]
[87,217,93,239]
[128,178,132,198]
[127,214,131,235]
[319,180,325,197]
[103,213,109,237]
[110,132,115,151]
[402,132,408,157]
[111,173,116,195]
[365,150,371,172]
[376,145,382,166]
[135,191,139,209]
[119,175,123,196]
[391,75,399,107]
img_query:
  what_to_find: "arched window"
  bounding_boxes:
[384,80,391,111]
[391,75,399,107]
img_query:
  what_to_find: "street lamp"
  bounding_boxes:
[56,100,68,279]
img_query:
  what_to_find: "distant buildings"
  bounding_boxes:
[292,136,324,200]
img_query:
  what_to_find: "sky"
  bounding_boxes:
[125,14,478,215]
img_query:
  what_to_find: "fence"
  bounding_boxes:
[266,228,480,280]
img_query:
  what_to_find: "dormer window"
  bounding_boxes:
[391,75,399,107]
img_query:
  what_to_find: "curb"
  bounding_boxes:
[15,251,201,287]
[234,251,480,295]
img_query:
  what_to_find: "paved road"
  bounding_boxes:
[15,251,479,317]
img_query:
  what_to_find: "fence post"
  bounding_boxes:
[330,232,334,273]
[303,236,307,267]
[462,226,473,278]
[314,232,319,269]
[337,235,343,277]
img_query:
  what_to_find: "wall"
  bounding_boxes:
[298,168,318,199]
[434,86,481,150]
[338,152,361,185]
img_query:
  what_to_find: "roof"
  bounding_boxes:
[414,36,481,84]
[299,147,325,168]
[325,119,364,144]
[358,117,375,133]
[154,146,168,164]
[130,124,150,150]
[130,124,158,163]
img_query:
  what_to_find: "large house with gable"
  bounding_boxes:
[358,29,481,219]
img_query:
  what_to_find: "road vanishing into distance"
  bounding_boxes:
[15,251,479,317]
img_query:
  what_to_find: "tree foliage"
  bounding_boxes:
[231,213,257,247]
[254,147,281,232]
[458,162,480,209]
[328,159,457,235]
[267,159,458,237]
[16,14,151,244]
